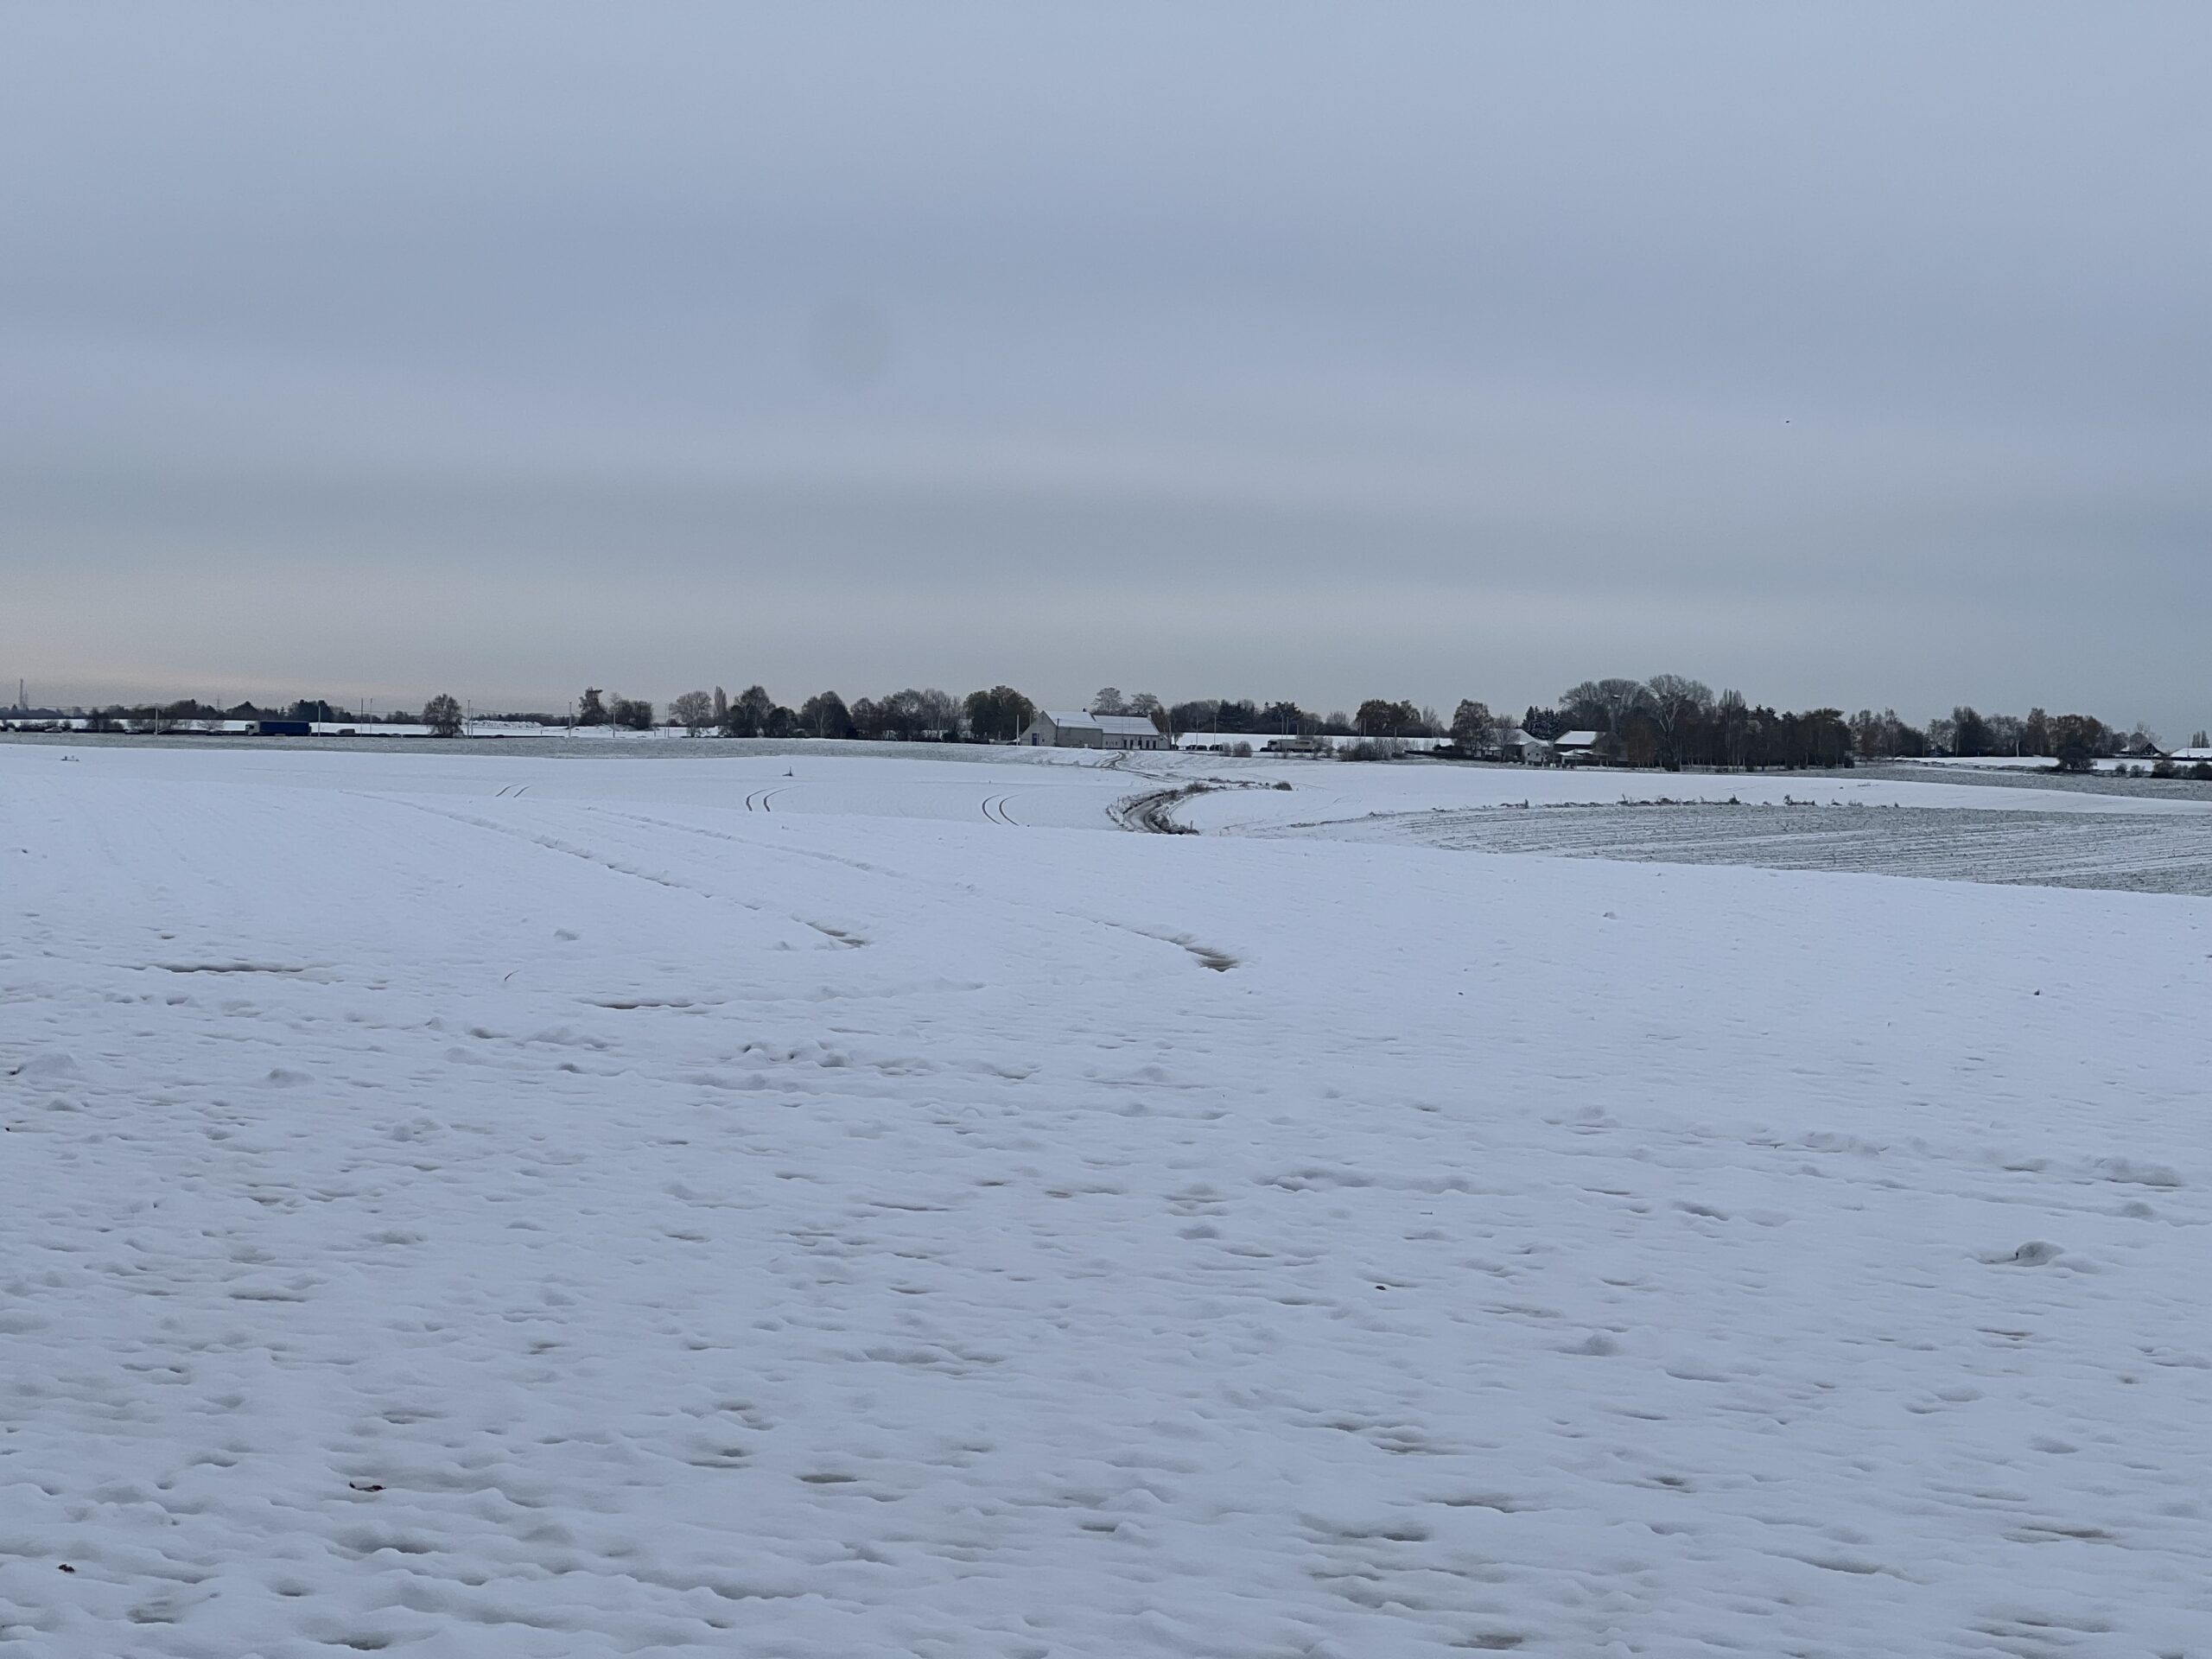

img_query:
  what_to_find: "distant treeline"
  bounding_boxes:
[42,698,419,734]
[1517,678,2188,773]
[25,679,2206,775]
[613,686,1433,742]
[589,678,2201,773]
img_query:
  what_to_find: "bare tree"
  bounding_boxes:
[1091,687,1127,715]
[798,691,854,738]
[1848,709,1884,760]
[722,684,774,738]
[1717,689,1751,768]
[1355,699,1402,737]
[669,690,715,735]
[1559,682,1600,719]
[423,694,464,738]
[963,686,1034,742]
[1595,677,1650,734]
[1643,675,1712,768]
[1559,678,1647,736]
[2050,713,2104,771]
[1450,699,1494,753]
[916,688,963,739]
[878,689,926,741]
[1984,713,2025,756]
[1952,706,1992,757]
[872,688,961,741]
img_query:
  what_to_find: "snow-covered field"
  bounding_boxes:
[1240,800,2212,895]
[1909,754,2212,775]
[1160,757,2212,831]
[1135,753,2212,893]
[4,740,2209,1656]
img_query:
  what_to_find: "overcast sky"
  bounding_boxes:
[3,3,2207,733]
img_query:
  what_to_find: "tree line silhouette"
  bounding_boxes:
[21,677,2203,775]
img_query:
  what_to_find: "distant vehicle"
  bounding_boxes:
[251,719,313,736]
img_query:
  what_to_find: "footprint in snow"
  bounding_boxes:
[10,1052,79,1080]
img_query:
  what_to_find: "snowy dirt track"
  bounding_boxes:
[3,744,2210,1657]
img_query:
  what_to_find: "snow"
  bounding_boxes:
[1243,799,2212,894]
[1907,754,2209,776]
[4,739,2210,1656]
[1174,732,1458,752]
[1906,755,2065,771]
[1160,753,2212,835]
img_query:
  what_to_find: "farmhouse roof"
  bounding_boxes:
[1555,729,1602,747]
[1044,711,1160,737]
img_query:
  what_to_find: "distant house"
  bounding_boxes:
[1497,728,1555,764]
[1018,710,1169,751]
[1553,729,1605,764]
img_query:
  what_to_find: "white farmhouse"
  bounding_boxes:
[1497,728,1557,764]
[1018,710,1170,751]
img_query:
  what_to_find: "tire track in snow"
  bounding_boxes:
[398,800,895,961]
[590,806,1243,973]
[385,799,773,917]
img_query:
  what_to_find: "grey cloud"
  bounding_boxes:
[2,3,2207,731]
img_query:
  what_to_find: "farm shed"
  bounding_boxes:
[1017,711,1170,752]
